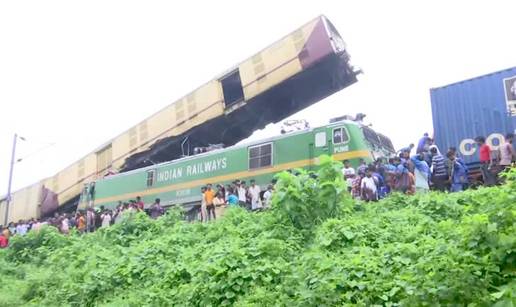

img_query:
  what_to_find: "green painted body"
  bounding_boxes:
[82,121,394,210]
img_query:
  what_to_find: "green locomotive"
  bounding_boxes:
[80,119,395,210]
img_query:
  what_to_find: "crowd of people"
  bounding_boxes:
[0,196,167,248]
[191,179,274,222]
[343,132,515,202]
[1,132,513,248]
[0,180,278,247]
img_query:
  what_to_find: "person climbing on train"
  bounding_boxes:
[416,133,432,154]
[398,143,415,156]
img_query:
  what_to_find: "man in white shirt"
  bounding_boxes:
[360,169,378,202]
[248,180,262,211]
[15,221,28,236]
[342,160,356,193]
[237,181,248,208]
[263,184,274,208]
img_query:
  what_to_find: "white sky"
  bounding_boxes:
[1,0,515,194]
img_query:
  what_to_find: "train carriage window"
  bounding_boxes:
[221,69,245,107]
[332,127,349,144]
[315,132,326,147]
[96,144,112,175]
[146,170,156,187]
[248,143,273,170]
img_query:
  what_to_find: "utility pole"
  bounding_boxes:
[4,133,19,225]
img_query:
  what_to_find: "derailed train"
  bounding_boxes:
[1,15,359,223]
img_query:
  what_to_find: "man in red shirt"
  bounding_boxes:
[475,136,496,186]
[135,196,145,211]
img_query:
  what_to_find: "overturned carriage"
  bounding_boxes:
[122,15,359,171]
[1,15,359,222]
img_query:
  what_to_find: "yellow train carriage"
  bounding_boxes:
[240,17,330,101]
[4,15,358,222]
[121,15,357,171]
[0,181,43,223]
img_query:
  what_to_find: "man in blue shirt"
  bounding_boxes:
[392,157,411,193]
[446,151,468,192]
[411,153,431,192]
[357,158,368,175]
[227,189,239,207]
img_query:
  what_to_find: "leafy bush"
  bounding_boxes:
[0,156,514,306]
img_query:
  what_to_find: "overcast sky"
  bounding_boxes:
[1,0,515,193]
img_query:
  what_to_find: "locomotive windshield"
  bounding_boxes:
[362,126,381,147]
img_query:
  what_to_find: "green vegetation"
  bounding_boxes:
[1,156,515,306]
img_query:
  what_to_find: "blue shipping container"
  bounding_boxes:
[430,67,516,165]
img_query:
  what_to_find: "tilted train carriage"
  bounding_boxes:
[1,15,359,223]
[83,119,395,211]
